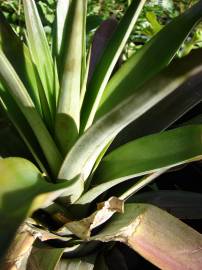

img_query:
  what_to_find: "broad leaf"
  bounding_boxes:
[111,49,202,148]
[58,46,202,191]
[96,0,202,119]
[92,204,202,270]
[0,158,82,260]
[93,124,202,185]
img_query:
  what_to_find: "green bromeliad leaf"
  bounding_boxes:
[77,124,202,205]
[94,124,202,185]
[22,0,56,121]
[59,48,202,192]
[56,0,87,154]
[0,12,42,116]
[81,0,146,131]
[96,0,202,119]
[52,0,70,58]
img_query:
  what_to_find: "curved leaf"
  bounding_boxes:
[58,47,202,188]
[0,158,82,260]
[96,0,202,119]
[81,0,146,131]
[111,49,202,148]
[23,0,56,118]
[0,12,41,115]
[0,50,62,176]
[93,125,202,185]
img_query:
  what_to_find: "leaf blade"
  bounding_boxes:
[81,0,146,131]
[56,0,87,154]
[97,0,202,119]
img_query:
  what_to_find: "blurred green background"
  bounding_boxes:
[0,0,202,57]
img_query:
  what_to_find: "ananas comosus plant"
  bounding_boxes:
[1,0,202,269]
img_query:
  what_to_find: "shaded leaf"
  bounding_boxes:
[28,246,65,270]
[0,158,82,260]
[128,190,202,219]
[0,50,62,176]
[65,197,123,240]
[111,48,202,148]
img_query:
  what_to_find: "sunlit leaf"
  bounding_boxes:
[59,46,202,189]
[81,0,146,131]
[96,1,202,119]
[56,0,87,154]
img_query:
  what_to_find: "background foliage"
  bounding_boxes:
[0,0,202,58]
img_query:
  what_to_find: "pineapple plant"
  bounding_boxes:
[0,0,202,269]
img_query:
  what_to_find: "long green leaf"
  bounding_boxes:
[77,169,166,206]
[81,0,146,131]
[56,0,87,154]
[52,0,70,58]
[111,49,202,148]
[96,0,202,119]
[93,124,202,185]
[0,11,41,115]
[0,51,62,177]
[58,45,202,188]
[22,0,56,119]
[0,12,54,130]
[92,204,202,270]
